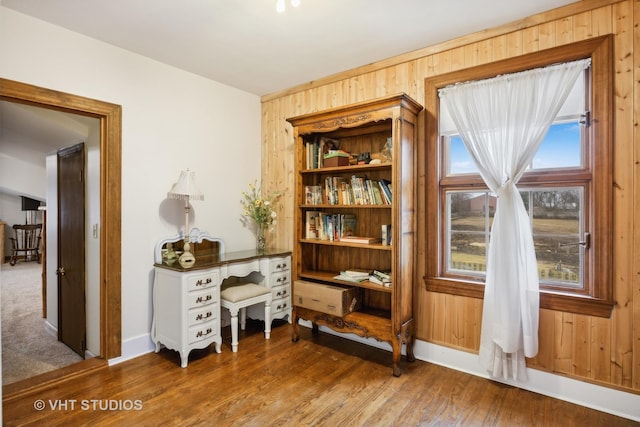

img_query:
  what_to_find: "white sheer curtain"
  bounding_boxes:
[439,59,590,381]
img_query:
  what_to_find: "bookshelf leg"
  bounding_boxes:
[391,339,402,377]
[402,320,416,363]
[291,309,300,342]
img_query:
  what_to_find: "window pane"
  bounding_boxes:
[446,135,479,175]
[525,188,583,289]
[532,120,582,169]
[446,188,584,289]
[446,191,495,276]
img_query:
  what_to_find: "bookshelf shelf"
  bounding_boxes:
[287,93,422,376]
[300,162,391,174]
[298,238,392,250]
[299,269,393,293]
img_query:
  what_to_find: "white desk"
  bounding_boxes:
[152,248,291,367]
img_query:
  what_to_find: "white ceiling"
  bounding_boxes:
[0,0,577,181]
[1,0,577,96]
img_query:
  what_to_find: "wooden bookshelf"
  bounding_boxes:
[287,93,422,376]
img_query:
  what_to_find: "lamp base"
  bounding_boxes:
[178,250,196,268]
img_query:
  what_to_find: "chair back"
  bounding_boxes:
[12,224,42,250]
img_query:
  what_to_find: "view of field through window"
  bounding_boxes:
[445,121,584,289]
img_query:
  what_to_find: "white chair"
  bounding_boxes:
[220,283,272,352]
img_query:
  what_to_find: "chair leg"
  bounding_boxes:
[264,300,271,340]
[240,307,247,331]
[228,307,240,353]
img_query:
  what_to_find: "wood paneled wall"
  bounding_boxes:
[261,0,639,393]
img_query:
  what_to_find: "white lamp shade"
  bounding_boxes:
[167,169,204,201]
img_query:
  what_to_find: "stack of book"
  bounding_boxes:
[334,269,372,283]
[369,270,392,287]
[339,236,382,244]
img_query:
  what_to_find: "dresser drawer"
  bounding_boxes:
[188,304,218,326]
[188,320,218,344]
[271,297,290,315]
[187,271,219,292]
[188,288,217,307]
[271,283,290,300]
[270,257,290,273]
[271,271,290,288]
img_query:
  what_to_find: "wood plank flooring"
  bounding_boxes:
[3,320,636,426]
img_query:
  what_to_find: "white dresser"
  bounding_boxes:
[152,266,222,367]
[152,239,291,368]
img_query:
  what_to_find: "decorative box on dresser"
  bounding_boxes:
[286,94,422,376]
[152,230,292,367]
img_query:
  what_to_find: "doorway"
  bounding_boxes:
[0,78,122,383]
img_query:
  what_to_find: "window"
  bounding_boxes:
[424,36,613,317]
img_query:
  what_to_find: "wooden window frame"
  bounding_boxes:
[424,36,614,318]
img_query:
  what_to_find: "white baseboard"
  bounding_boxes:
[107,333,155,366]
[43,320,57,338]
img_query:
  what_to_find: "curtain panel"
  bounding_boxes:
[438,58,590,381]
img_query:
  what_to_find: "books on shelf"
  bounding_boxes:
[378,179,392,204]
[304,136,340,169]
[305,185,323,205]
[344,269,372,279]
[305,211,322,239]
[334,269,372,283]
[369,270,392,287]
[333,269,392,287]
[304,212,357,241]
[339,236,382,244]
[304,175,392,206]
[381,224,391,246]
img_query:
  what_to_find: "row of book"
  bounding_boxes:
[305,211,392,245]
[305,211,357,241]
[304,176,392,206]
[304,137,340,170]
[333,269,392,287]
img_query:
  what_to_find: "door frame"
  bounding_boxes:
[0,78,122,359]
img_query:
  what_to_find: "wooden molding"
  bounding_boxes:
[0,78,122,359]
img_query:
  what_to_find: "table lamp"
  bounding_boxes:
[167,169,204,268]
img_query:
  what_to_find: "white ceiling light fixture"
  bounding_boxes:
[277,0,300,13]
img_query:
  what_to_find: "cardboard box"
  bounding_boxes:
[294,280,362,316]
[323,155,349,167]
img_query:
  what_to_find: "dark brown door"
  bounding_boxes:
[57,143,86,357]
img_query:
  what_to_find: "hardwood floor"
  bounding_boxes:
[3,320,636,426]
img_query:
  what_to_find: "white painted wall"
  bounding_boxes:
[0,7,262,361]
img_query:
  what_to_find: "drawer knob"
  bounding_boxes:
[196,311,212,321]
[196,328,213,338]
[196,277,213,286]
[196,295,212,304]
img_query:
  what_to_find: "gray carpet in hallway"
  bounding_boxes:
[1,261,83,385]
